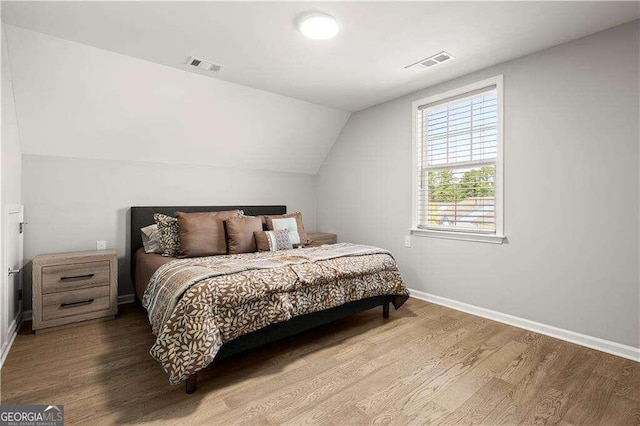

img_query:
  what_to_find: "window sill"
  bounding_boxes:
[410,228,506,244]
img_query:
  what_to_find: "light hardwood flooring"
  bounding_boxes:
[1,298,639,425]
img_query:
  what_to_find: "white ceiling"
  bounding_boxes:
[2,1,638,112]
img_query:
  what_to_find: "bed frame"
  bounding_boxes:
[129,205,395,394]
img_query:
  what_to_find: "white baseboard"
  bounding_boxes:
[22,294,137,322]
[1,312,22,369]
[12,290,639,363]
[409,288,640,362]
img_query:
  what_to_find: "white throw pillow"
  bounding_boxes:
[141,223,161,253]
[270,217,301,245]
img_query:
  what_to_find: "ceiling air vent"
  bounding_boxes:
[186,56,223,73]
[405,51,455,70]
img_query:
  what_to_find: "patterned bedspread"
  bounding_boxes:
[142,243,409,384]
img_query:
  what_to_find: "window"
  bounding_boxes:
[411,75,504,243]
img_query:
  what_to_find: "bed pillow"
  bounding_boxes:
[265,212,312,245]
[176,210,241,257]
[269,217,301,246]
[226,216,263,254]
[140,224,161,254]
[154,213,180,257]
[254,230,293,252]
[253,215,268,229]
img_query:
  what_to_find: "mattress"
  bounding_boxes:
[133,248,174,300]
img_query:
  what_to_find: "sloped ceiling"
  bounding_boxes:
[2,1,638,111]
[3,25,350,174]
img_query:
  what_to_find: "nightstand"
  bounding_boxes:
[307,232,337,247]
[32,250,118,332]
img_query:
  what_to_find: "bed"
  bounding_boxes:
[130,205,409,393]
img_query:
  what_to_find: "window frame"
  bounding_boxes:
[411,75,505,244]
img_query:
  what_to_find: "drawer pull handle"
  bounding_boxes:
[60,274,95,282]
[60,299,94,309]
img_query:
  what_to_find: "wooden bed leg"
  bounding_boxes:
[185,373,197,394]
[382,302,390,319]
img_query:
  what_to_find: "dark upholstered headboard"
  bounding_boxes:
[129,205,286,276]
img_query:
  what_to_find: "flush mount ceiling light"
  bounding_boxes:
[297,13,339,40]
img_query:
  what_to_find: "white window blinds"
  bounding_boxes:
[415,86,498,233]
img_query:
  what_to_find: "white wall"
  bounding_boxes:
[1,29,20,209]
[318,21,640,348]
[3,25,347,309]
[1,23,23,358]
[22,155,318,307]
[4,24,349,174]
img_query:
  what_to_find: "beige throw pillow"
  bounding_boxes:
[254,230,293,252]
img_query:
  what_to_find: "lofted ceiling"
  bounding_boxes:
[2,1,639,112]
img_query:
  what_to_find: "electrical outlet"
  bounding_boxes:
[97,240,107,250]
[404,235,411,248]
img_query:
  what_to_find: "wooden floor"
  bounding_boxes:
[1,298,638,425]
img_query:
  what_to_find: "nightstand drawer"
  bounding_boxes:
[33,250,117,332]
[42,285,111,321]
[42,260,110,294]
